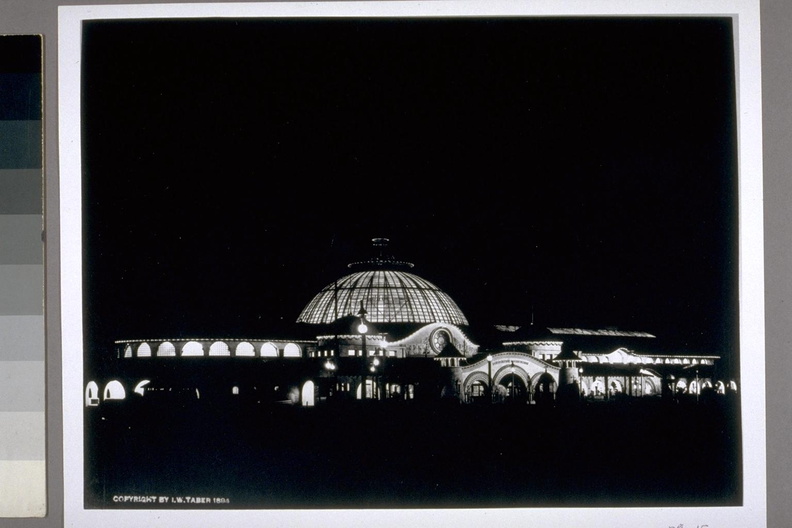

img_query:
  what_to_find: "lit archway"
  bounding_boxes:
[103,380,126,400]
[284,343,301,358]
[85,381,99,407]
[209,341,231,356]
[261,343,278,358]
[235,342,255,357]
[498,372,528,404]
[156,341,176,357]
[462,371,490,403]
[533,372,557,404]
[181,341,204,357]
[137,343,152,357]
[301,381,315,406]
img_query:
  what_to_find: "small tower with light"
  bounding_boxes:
[552,347,582,403]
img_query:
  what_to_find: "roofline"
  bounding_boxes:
[114,338,318,344]
[548,328,656,338]
[502,340,564,346]
[623,354,721,359]
[315,334,388,340]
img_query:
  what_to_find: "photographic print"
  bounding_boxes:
[59,2,766,527]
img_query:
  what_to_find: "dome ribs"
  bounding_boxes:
[297,269,468,326]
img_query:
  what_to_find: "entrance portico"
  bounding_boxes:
[457,352,560,403]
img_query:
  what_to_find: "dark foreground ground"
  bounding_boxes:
[85,396,741,509]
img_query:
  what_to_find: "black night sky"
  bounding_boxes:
[81,17,738,373]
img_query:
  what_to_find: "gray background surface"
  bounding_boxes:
[0,1,787,526]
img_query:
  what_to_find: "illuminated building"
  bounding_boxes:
[87,238,734,408]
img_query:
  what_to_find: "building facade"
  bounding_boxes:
[87,239,735,408]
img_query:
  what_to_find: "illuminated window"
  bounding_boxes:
[181,341,204,357]
[103,380,126,400]
[301,381,315,406]
[209,341,231,356]
[261,343,278,357]
[85,381,99,407]
[137,343,152,357]
[235,342,255,357]
[284,343,301,358]
[156,342,176,357]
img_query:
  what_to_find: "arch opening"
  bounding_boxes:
[498,372,528,404]
[103,380,126,401]
[284,343,301,358]
[209,341,231,357]
[181,341,204,357]
[85,381,99,407]
[261,343,278,358]
[301,380,315,406]
[156,342,176,357]
[235,342,255,357]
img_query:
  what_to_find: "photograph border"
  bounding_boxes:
[58,2,766,527]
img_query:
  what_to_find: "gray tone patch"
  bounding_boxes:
[0,316,44,360]
[0,361,44,411]
[0,412,44,459]
[0,169,42,213]
[0,215,43,264]
[0,265,43,315]
[0,121,41,169]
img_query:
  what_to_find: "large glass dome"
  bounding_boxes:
[297,239,468,326]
